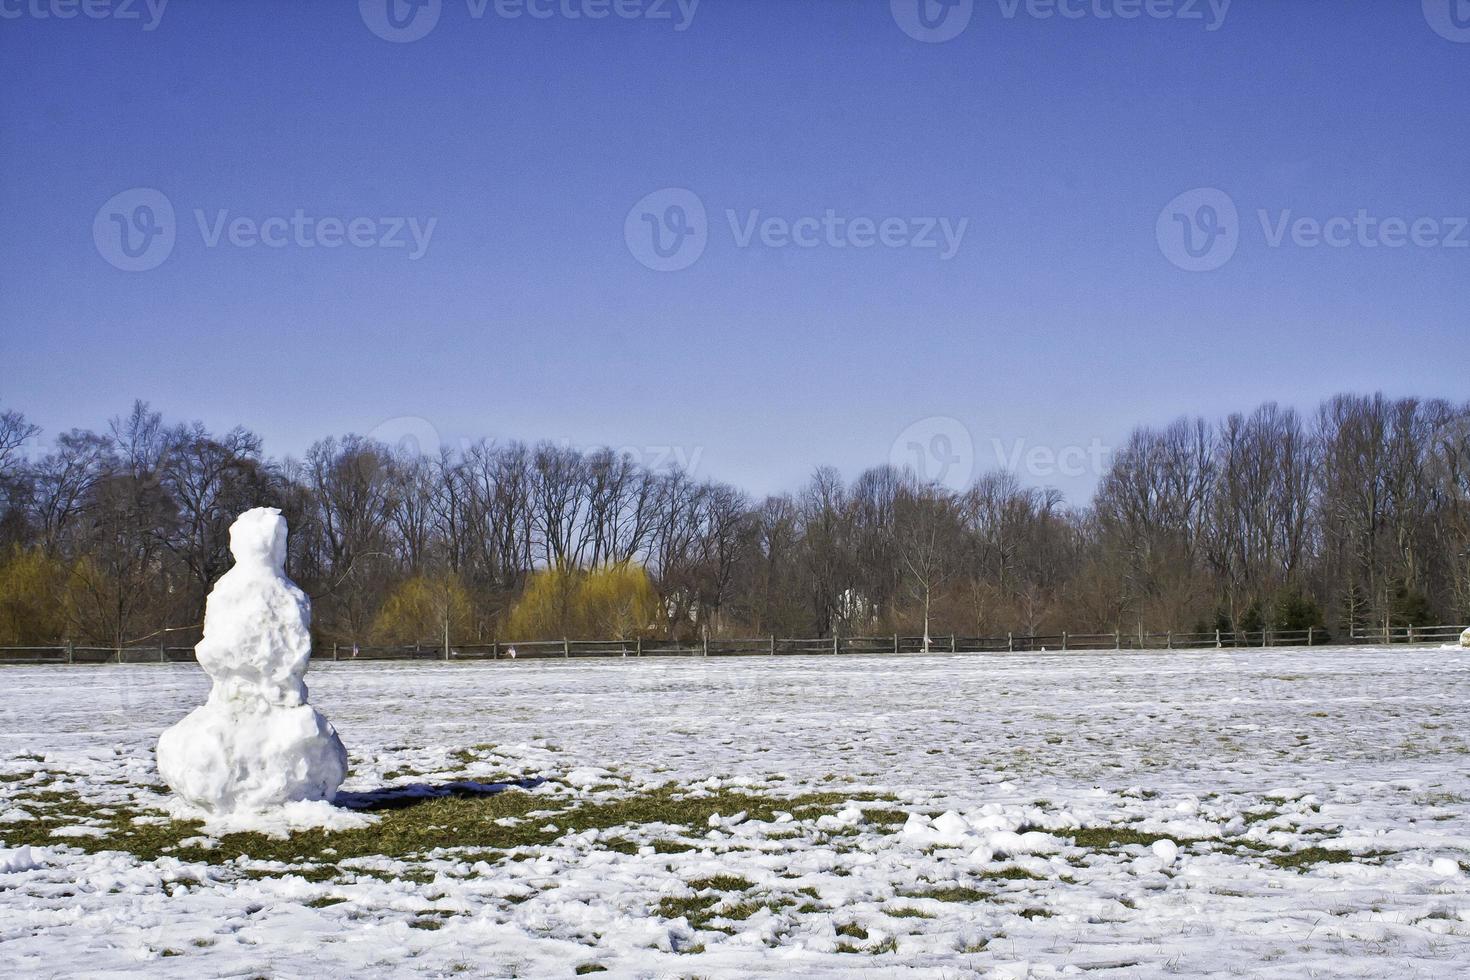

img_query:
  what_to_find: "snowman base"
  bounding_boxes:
[158,699,347,815]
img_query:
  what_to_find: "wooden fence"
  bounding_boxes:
[0,624,1463,666]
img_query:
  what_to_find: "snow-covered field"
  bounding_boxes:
[2,647,1469,978]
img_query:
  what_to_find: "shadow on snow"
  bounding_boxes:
[336,777,549,812]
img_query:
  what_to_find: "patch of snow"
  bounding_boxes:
[0,845,41,872]
[2,646,1469,976]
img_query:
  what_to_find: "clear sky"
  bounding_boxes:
[2,0,1466,502]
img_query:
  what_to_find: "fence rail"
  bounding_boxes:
[0,624,1464,666]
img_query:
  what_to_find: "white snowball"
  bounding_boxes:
[157,508,347,815]
[1152,838,1179,865]
[900,813,935,842]
[564,767,609,789]
[0,845,40,873]
[966,812,1011,833]
[158,702,346,812]
[932,811,971,842]
[989,829,1062,856]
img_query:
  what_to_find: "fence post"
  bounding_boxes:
[563,638,570,659]
[159,638,166,664]
[769,634,776,656]
[1061,631,1068,651]
[1215,628,1221,649]
[492,640,500,660]
[949,633,956,653]
[1166,631,1171,650]
[66,640,74,665]
[893,632,899,655]
[1114,630,1120,650]
[832,634,839,655]
[1007,631,1013,652]
[704,633,711,657]
[637,636,643,658]
[1384,620,1390,644]
[1408,624,1414,645]
[1307,626,1313,647]
[1138,625,1144,650]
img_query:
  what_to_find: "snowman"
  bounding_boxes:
[157,507,348,814]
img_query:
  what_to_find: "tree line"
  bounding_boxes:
[0,394,1466,648]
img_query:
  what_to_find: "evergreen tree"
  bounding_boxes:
[1389,583,1435,628]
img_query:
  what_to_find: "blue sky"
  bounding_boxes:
[2,0,1466,502]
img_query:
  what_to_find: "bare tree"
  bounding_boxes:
[892,479,960,650]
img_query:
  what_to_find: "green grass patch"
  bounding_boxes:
[1067,826,1196,850]
[979,865,1045,882]
[900,885,991,903]
[864,809,909,827]
[0,779,894,883]
[1266,846,1365,870]
[653,893,720,924]
[719,899,767,921]
[688,874,753,892]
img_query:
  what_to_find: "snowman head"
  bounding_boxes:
[229,507,289,573]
